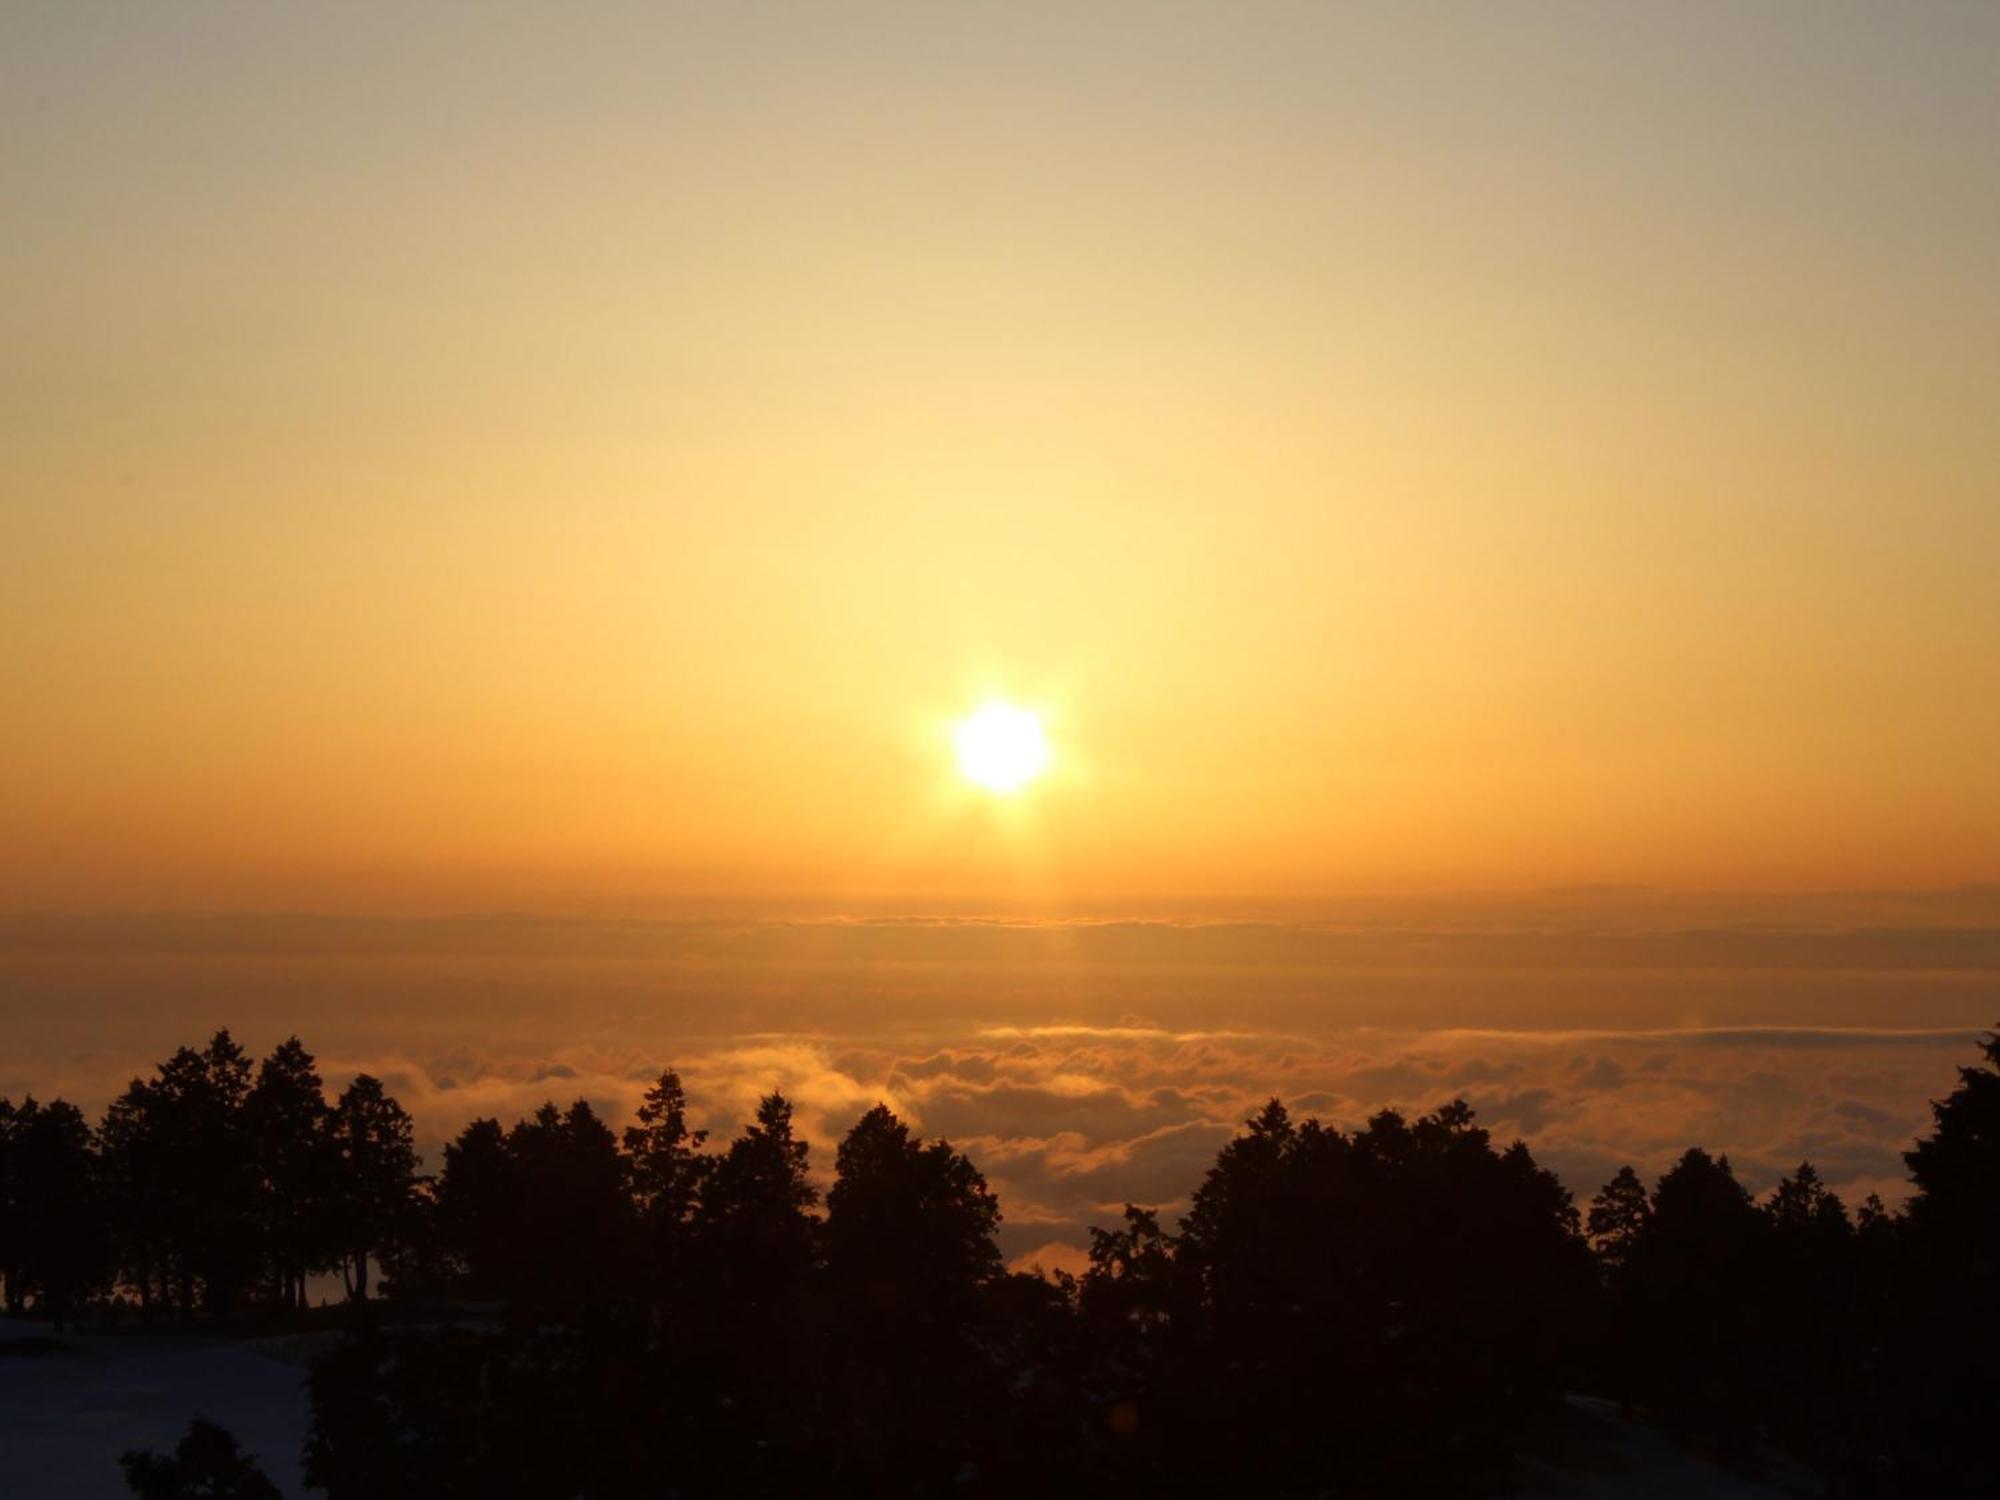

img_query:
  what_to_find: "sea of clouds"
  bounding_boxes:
[4,893,1994,1272]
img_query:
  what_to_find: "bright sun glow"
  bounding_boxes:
[953,703,1050,793]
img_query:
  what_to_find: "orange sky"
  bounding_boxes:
[4,4,1997,913]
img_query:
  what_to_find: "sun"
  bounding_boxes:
[953,702,1050,793]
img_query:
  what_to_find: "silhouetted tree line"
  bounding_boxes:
[1581,1030,2000,1496]
[10,1029,2000,1495]
[1,1032,416,1322]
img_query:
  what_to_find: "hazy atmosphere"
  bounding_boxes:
[6,4,1996,1247]
[6,890,1994,1272]
[4,5,1998,1496]
[7,3,1997,913]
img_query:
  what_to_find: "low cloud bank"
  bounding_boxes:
[233,1021,1980,1272]
[4,897,1990,1273]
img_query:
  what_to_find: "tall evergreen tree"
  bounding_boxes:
[97,1079,168,1314]
[1618,1148,1764,1444]
[245,1037,331,1311]
[821,1104,1004,1491]
[1904,1027,2000,1255]
[325,1075,419,1302]
[503,1099,633,1313]
[102,1031,260,1316]
[622,1069,710,1302]
[700,1091,818,1307]
[1755,1162,1858,1459]
[1882,1025,2000,1493]
[1763,1160,1849,1239]
[2,1097,108,1322]
[1587,1164,1652,1269]
[436,1117,515,1300]
[825,1104,1002,1322]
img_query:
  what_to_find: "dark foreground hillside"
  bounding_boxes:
[0,1321,1835,1500]
[5,1027,1999,1496]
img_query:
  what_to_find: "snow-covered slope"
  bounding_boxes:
[1515,1396,1822,1499]
[0,1320,1825,1500]
[0,1321,310,1499]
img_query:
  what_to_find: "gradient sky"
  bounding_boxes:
[5,3,1997,913]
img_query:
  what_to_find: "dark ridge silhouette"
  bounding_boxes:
[3,1026,1998,1494]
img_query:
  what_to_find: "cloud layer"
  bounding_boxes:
[246,1021,1974,1273]
[4,904,1992,1273]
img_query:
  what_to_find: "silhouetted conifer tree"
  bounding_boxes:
[622,1068,710,1305]
[1763,1159,1849,1238]
[1618,1147,1764,1448]
[245,1037,332,1311]
[822,1104,1004,1489]
[1753,1162,1860,1463]
[97,1081,166,1315]
[436,1117,515,1300]
[1164,1096,1589,1491]
[503,1099,634,1314]
[325,1074,419,1302]
[101,1031,260,1316]
[1587,1163,1652,1269]
[1878,1025,2000,1493]
[1905,1027,2000,1254]
[0,1097,107,1321]
[680,1091,820,1466]
[699,1091,817,1306]
[825,1103,1002,1323]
